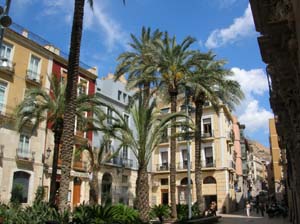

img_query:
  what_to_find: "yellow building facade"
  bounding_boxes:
[0,27,52,204]
[150,101,237,213]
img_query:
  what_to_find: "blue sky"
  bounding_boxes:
[6,0,273,147]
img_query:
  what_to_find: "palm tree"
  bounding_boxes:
[115,27,163,106]
[96,96,183,222]
[156,33,196,219]
[58,0,93,211]
[186,51,244,212]
[15,75,98,206]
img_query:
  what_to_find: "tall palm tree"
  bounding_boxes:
[115,27,162,106]
[156,33,196,219]
[15,75,98,206]
[186,51,244,212]
[58,0,93,211]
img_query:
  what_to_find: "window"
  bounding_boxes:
[0,42,13,68]
[122,146,128,160]
[18,135,30,157]
[203,176,216,184]
[160,108,169,114]
[0,81,7,113]
[181,149,188,167]
[78,78,88,95]
[107,107,113,125]
[124,114,129,124]
[11,171,30,203]
[204,147,214,167]
[161,178,168,185]
[160,128,168,143]
[203,118,212,137]
[105,140,112,153]
[123,93,127,102]
[60,69,67,84]
[122,175,128,183]
[161,151,168,166]
[118,90,122,100]
[28,55,41,80]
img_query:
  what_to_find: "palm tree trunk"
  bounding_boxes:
[89,166,99,205]
[58,0,85,212]
[136,164,150,222]
[169,91,178,220]
[194,100,204,213]
[49,119,63,206]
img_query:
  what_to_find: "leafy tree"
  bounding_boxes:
[150,204,170,223]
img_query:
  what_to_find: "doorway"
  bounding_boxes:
[204,195,217,210]
[72,177,81,207]
[161,189,169,205]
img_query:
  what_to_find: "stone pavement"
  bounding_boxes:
[218,210,290,224]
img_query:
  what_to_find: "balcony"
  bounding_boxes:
[0,58,15,75]
[201,131,214,138]
[16,148,35,163]
[72,160,87,171]
[177,161,192,170]
[228,160,236,170]
[122,158,133,168]
[156,163,169,171]
[202,160,216,168]
[26,69,42,85]
[106,157,134,169]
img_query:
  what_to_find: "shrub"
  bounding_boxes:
[111,204,139,224]
[150,204,170,223]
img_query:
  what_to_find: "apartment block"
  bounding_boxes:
[92,74,138,206]
[151,100,238,213]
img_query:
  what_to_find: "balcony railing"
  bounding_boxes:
[106,157,134,168]
[156,163,169,171]
[202,160,216,168]
[72,160,87,171]
[201,131,214,138]
[228,160,236,169]
[0,58,15,73]
[26,69,41,84]
[177,161,192,170]
[16,148,35,162]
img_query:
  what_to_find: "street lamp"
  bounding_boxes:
[0,0,12,49]
[185,86,192,219]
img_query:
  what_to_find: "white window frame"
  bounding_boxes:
[202,115,213,135]
[0,41,14,61]
[27,54,42,81]
[201,143,215,166]
[0,80,8,113]
[106,107,113,125]
[18,134,31,156]
[159,147,169,165]
[78,76,89,95]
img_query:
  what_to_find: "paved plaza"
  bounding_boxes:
[218,210,290,224]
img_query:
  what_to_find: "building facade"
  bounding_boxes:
[0,25,52,204]
[92,74,138,206]
[269,118,287,202]
[150,100,238,213]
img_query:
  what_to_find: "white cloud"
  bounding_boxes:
[84,2,128,52]
[230,67,273,133]
[230,67,268,96]
[205,4,255,48]
[238,100,273,133]
[41,0,128,52]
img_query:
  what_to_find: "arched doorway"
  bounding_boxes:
[203,176,217,209]
[178,177,193,204]
[101,173,112,205]
[73,177,81,207]
[11,171,30,203]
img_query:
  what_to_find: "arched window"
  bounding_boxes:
[180,177,193,185]
[11,171,30,203]
[203,176,216,184]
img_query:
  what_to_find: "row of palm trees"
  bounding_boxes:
[16,1,243,223]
